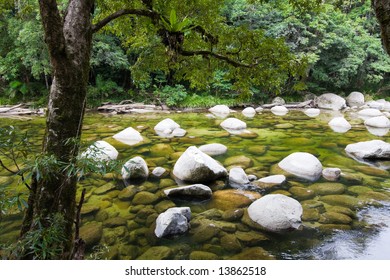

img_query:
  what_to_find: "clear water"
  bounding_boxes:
[0,109,389,260]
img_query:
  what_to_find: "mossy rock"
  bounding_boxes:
[208,189,261,211]
[275,123,294,129]
[118,245,139,260]
[326,206,356,218]
[220,234,242,252]
[201,244,225,256]
[224,155,253,169]
[94,182,117,195]
[318,224,351,232]
[289,186,316,200]
[320,195,364,209]
[103,217,127,228]
[348,185,373,195]
[302,208,320,221]
[196,208,223,220]
[285,137,314,146]
[159,178,176,188]
[154,200,176,213]
[241,209,264,231]
[136,246,172,260]
[246,146,267,156]
[139,181,159,193]
[190,220,220,243]
[308,183,346,196]
[270,190,292,196]
[80,204,100,216]
[147,157,168,167]
[132,191,160,205]
[358,191,390,203]
[235,230,269,245]
[170,152,183,160]
[228,247,275,260]
[319,212,352,225]
[150,143,175,157]
[189,251,219,260]
[80,222,103,248]
[222,208,244,222]
[354,166,389,177]
[127,220,141,231]
[136,207,157,220]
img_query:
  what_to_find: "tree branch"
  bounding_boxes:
[179,49,258,68]
[92,9,160,33]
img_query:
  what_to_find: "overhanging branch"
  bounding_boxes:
[92,9,160,33]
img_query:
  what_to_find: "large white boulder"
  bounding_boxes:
[164,184,212,199]
[366,100,385,110]
[314,93,346,110]
[121,156,149,180]
[328,117,352,133]
[199,143,228,156]
[242,107,256,117]
[155,207,191,238]
[209,105,230,118]
[346,91,365,107]
[364,116,390,128]
[173,146,227,182]
[358,108,383,117]
[229,167,250,188]
[304,108,320,117]
[113,127,143,145]
[81,140,118,161]
[345,140,390,160]
[248,194,303,233]
[278,152,323,181]
[154,118,185,137]
[220,118,247,131]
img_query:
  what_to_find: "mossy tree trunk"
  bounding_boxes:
[21,0,94,259]
[373,0,390,56]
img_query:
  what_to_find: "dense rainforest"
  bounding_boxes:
[0,0,389,108]
[0,0,390,261]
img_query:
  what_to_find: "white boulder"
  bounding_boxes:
[229,167,250,188]
[220,118,247,131]
[358,108,383,117]
[304,108,320,117]
[322,168,341,181]
[173,146,227,182]
[81,140,118,161]
[242,107,256,117]
[155,207,191,238]
[113,127,143,145]
[199,143,228,156]
[209,105,230,118]
[278,152,323,181]
[272,97,286,105]
[345,140,390,160]
[152,167,167,178]
[346,91,365,107]
[121,156,149,180]
[271,105,288,116]
[366,100,385,110]
[364,116,390,128]
[328,117,352,133]
[164,184,212,199]
[248,194,303,233]
[314,93,346,110]
[154,118,186,137]
[255,106,264,112]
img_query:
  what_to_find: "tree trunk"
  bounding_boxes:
[21,0,94,259]
[373,0,390,56]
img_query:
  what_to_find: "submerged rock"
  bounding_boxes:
[328,117,351,133]
[199,143,228,156]
[210,189,261,210]
[308,182,346,195]
[224,155,253,169]
[315,93,346,110]
[173,146,227,183]
[247,194,303,233]
[79,222,103,248]
[278,152,323,181]
[136,246,172,260]
[364,116,390,128]
[164,184,212,200]
[121,156,149,180]
[154,207,191,238]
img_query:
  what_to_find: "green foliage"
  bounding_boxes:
[181,94,240,108]
[160,9,195,33]
[154,84,188,107]
[87,75,125,107]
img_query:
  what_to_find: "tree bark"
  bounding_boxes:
[21,0,94,259]
[372,0,390,56]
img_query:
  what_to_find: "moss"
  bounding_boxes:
[189,251,219,260]
[289,186,316,200]
[132,191,160,205]
[320,195,364,209]
[308,183,346,196]
[228,247,275,260]
[136,246,172,260]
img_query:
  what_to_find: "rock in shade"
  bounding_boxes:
[345,140,390,160]
[81,140,118,161]
[328,117,352,133]
[255,106,264,112]
[304,108,320,117]
[220,118,247,131]
[314,93,346,110]
[112,127,143,145]
[173,146,227,183]
[229,167,250,188]
[199,143,228,156]
[271,105,288,116]
[121,156,149,180]
[164,184,212,200]
[242,107,256,117]
[154,207,191,238]
[209,105,230,118]
[364,116,390,128]
[247,194,303,233]
[346,91,365,107]
[322,168,341,181]
[278,152,323,181]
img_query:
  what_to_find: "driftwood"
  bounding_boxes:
[262,99,314,109]
[97,102,167,114]
[0,104,45,117]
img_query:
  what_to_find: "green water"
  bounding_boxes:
[1,109,390,259]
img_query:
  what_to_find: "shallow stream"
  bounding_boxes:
[1,109,389,260]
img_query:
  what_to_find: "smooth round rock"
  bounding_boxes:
[278,152,323,181]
